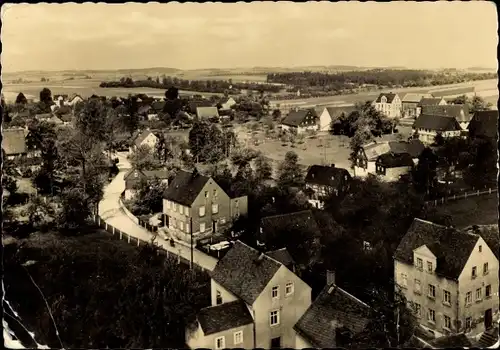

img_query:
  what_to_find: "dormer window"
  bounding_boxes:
[479,245,482,252]
[427,261,433,273]
[415,258,423,270]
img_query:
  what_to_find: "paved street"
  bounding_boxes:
[98,153,218,271]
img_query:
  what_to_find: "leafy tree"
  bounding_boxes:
[131,177,169,215]
[254,154,273,182]
[276,151,303,188]
[450,94,492,114]
[155,132,173,163]
[129,144,161,171]
[58,186,91,230]
[232,163,255,197]
[15,92,28,105]
[27,196,56,229]
[411,147,438,195]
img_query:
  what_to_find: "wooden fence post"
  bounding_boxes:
[489,188,492,194]
[477,190,480,196]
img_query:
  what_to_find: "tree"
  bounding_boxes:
[165,87,179,100]
[155,133,173,163]
[15,92,28,105]
[276,151,303,188]
[27,196,56,229]
[39,88,53,104]
[58,186,91,230]
[129,144,161,171]
[271,109,281,121]
[131,177,169,215]
[188,121,225,163]
[412,147,438,195]
[254,154,273,183]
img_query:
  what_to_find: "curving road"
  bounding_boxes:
[98,153,218,271]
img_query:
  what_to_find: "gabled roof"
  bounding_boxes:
[134,130,157,147]
[362,140,424,161]
[417,97,445,107]
[375,93,398,103]
[305,165,351,187]
[220,97,236,105]
[54,105,72,115]
[362,142,392,161]
[394,218,480,280]
[196,106,219,118]
[143,169,169,180]
[2,128,27,155]
[124,169,146,181]
[294,283,371,348]
[468,110,499,139]
[377,152,414,168]
[266,248,295,268]
[163,169,210,206]
[68,93,83,102]
[464,225,499,260]
[260,210,320,241]
[189,100,212,113]
[421,104,471,123]
[402,93,433,103]
[282,109,316,127]
[210,240,282,305]
[413,114,462,132]
[197,300,254,336]
[324,106,356,118]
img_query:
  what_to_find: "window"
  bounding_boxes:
[428,309,436,323]
[465,291,472,305]
[270,310,280,326]
[220,217,226,225]
[272,286,279,299]
[205,191,209,198]
[212,204,219,214]
[465,317,472,330]
[486,285,492,298]
[414,279,422,294]
[213,189,218,198]
[285,282,294,296]
[234,331,243,345]
[472,266,477,278]
[216,290,223,305]
[427,261,433,273]
[179,221,184,231]
[400,273,408,288]
[414,303,422,317]
[416,258,423,270]
[444,315,451,329]
[428,284,436,299]
[479,245,482,252]
[443,290,451,305]
[200,222,206,233]
[215,336,225,350]
[179,206,183,215]
[476,288,482,302]
[199,205,205,217]
[166,200,171,209]
[483,262,489,275]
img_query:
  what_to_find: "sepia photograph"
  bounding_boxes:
[1,1,499,349]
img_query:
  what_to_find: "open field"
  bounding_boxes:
[434,193,499,229]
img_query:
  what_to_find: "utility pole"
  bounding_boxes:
[190,216,193,270]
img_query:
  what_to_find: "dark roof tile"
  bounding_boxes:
[421,104,471,123]
[468,110,499,139]
[375,93,398,103]
[266,248,295,268]
[282,109,317,127]
[260,210,320,242]
[377,152,414,168]
[305,165,351,187]
[197,300,254,335]
[413,114,462,132]
[418,98,446,107]
[163,169,210,206]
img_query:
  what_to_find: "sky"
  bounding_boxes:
[1,2,498,72]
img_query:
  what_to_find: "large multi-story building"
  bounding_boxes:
[185,241,311,349]
[372,92,402,119]
[394,219,499,338]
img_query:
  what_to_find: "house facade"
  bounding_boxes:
[128,130,159,154]
[219,97,236,110]
[281,108,318,134]
[416,98,447,117]
[2,128,42,173]
[394,219,499,339]
[421,105,472,130]
[318,106,356,131]
[372,93,402,119]
[412,114,462,145]
[162,169,247,242]
[123,168,169,200]
[186,241,312,349]
[375,152,415,182]
[304,164,351,209]
[402,93,433,118]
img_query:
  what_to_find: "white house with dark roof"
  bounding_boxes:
[416,97,447,116]
[318,106,356,131]
[375,152,415,182]
[128,129,159,154]
[412,114,462,145]
[123,168,169,200]
[402,93,433,117]
[196,106,220,120]
[394,218,499,339]
[421,104,472,130]
[185,240,311,349]
[281,108,318,134]
[304,164,352,209]
[372,92,402,119]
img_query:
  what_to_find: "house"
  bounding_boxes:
[294,281,372,348]
[394,218,499,339]
[162,169,248,243]
[123,168,169,200]
[416,97,447,116]
[281,108,318,134]
[128,129,159,153]
[189,100,213,114]
[53,105,73,125]
[185,240,312,349]
[67,94,84,107]
[219,97,237,110]
[421,104,472,130]
[304,164,352,209]
[34,113,53,122]
[468,110,499,140]
[149,101,166,120]
[196,106,219,120]
[2,128,42,172]
[375,152,415,182]
[318,106,356,131]
[402,93,433,118]
[137,105,153,119]
[412,114,462,145]
[353,139,425,177]
[372,92,402,119]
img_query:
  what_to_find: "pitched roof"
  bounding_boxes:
[35,113,52,120]
[362,142,392,161]
[375,93,397,103]
[421,104,471,123]
[305,165,351,187]
[417,97,445,107]
[377,152,414,168]
[325,106,356,118]
[54,105,72,116]
[2,128,27,155]
[265,248,295,268]
[210,240,282,305]
[413,114,462,132]
[402,93,433,103]
[151,101,166,112]
[196,106,219,118]
[394,218,480,280]
[464,225,499,260]
[163,169,210,206]
[197,300,254,336]
[124,169,146,181]
[294,283,371,348]
[189,100,212,113]
[468,110,499,139]
[48,115,63,125]
[143,169,169,180]
[260,210,320,241]
[428,334,473,348]
[68,93,83,102]
[282,109,316,127]
[134,130,157,147]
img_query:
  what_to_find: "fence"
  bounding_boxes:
[118,192,139,225]
[91,214,207,273]
[425,188,497,207]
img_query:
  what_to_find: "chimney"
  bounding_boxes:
[326,270,336,285]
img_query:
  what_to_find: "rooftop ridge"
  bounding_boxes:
[334,285,371,309]
[198,299,241,311]
[261,209,312,221]
[413,217,447,228]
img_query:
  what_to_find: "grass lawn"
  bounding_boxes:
[434,193,499,229]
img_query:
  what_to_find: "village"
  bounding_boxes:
[2,2,499,350]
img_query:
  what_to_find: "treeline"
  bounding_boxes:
[267,69,496,89]
[99,76,283,93]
